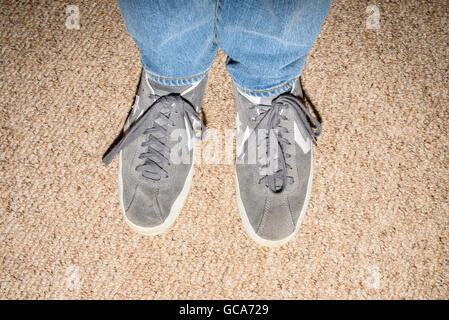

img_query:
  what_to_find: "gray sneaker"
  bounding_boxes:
[103,71,207,235]
[234,79,321,246]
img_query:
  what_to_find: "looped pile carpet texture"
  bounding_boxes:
[0,0,447,299]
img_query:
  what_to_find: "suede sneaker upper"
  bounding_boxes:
[234,79,321,246]
[103,71,207,235]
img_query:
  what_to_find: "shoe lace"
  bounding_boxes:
[102,94,205,181]
[246,94,321,193]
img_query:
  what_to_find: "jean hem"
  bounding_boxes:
[143,66,210,86]
[234,77,299,97]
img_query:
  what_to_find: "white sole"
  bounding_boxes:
[118,151,195,236]
[235,151,314,247]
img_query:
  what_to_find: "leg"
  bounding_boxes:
[117,0,218,85]
[216,0,331,97]
[229,0,329,246]
[104,1,217,235]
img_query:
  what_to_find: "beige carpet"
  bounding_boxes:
[1,0,448,299]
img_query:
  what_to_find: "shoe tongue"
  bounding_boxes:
[240,90,277,106]
[147,77,192,96]
[240,78,302,105]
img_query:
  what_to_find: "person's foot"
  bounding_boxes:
[103,71,207,235]
[233,79,321,246]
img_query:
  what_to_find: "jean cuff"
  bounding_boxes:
[143,65,210,86]
[234,77,299,98]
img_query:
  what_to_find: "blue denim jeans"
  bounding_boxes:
[117,0,331,97]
